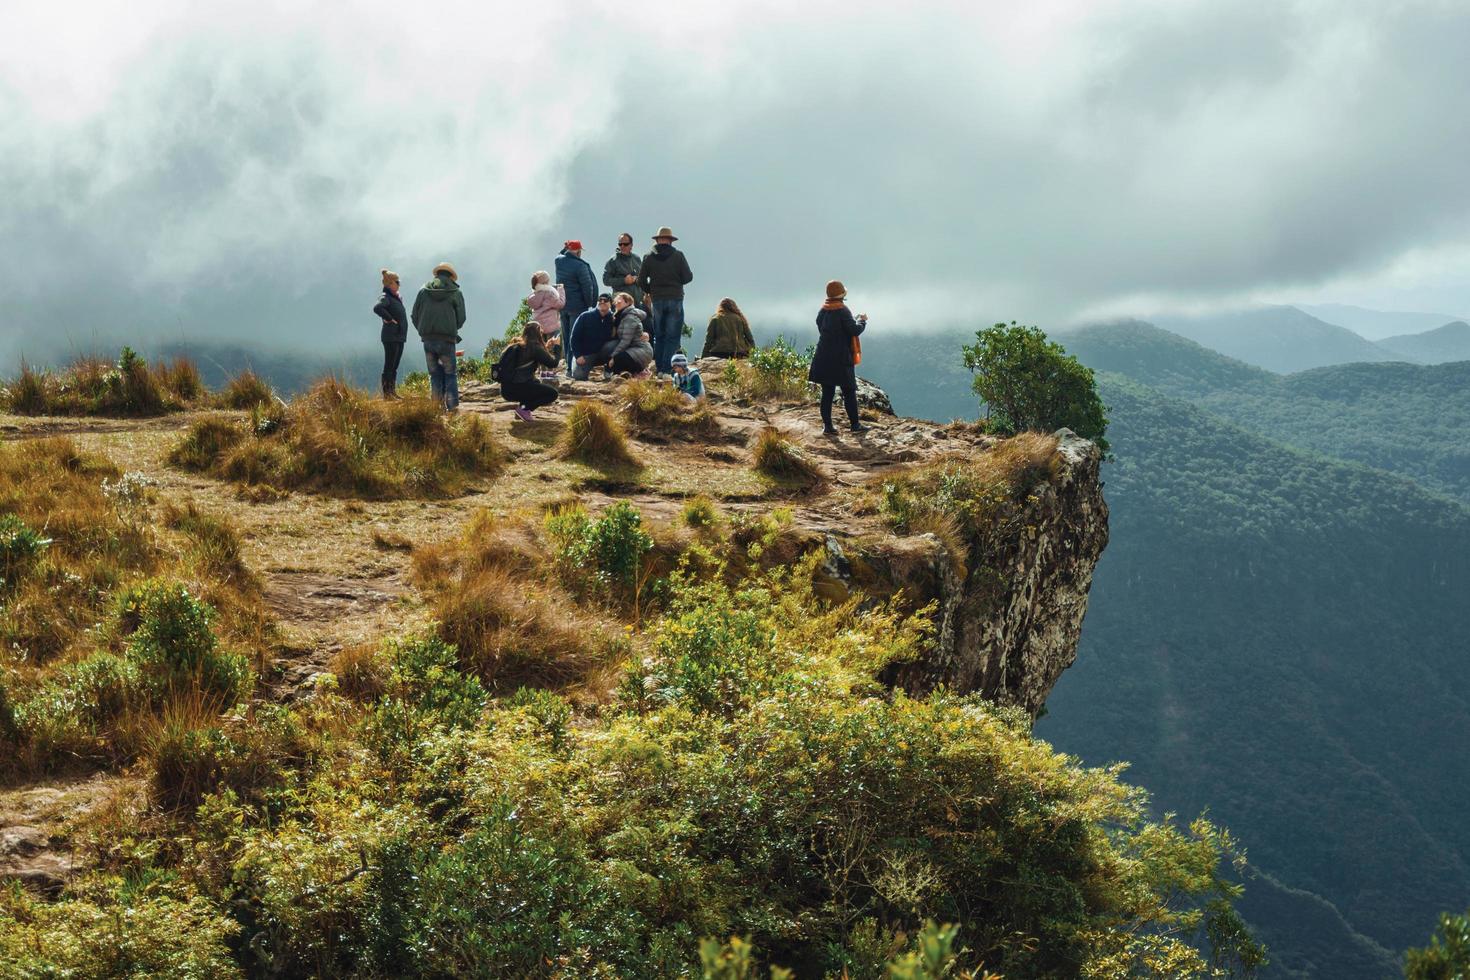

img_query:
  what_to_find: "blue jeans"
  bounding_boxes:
[424,343,458,410]
[650,298,684,374]
[559,310,577,374]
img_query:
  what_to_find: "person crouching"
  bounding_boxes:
[570,293,618,380]
[500,323,560,422]
[606,292,654,377]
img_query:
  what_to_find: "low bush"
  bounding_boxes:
[681,494,721,529]
[718,337,814,403]
[556,400,640,469]
[167,378,503,499]
[751,426,826,490]
[0,348,206,416]
[119,580,253,706]
[0,875,242,978]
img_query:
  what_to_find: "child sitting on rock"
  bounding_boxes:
[669,353,704,401]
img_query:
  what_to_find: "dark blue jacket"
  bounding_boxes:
[555,250,598,314]
[808,305,865,386]
[373,288,409,343]
[570,307,615,358]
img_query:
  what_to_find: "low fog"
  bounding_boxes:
[5,0,1470,366]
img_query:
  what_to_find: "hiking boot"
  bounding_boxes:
[822,426,840,436]
[850,423,870,433]
[513,407,534,422]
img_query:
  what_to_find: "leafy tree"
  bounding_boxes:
[1405,908,1470,979]
[961,322,1109,450]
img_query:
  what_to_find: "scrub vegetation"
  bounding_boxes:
[167,378,502,499]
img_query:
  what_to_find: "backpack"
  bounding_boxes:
[490,344,519,383]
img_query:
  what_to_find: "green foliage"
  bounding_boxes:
[721,337,814,402]
[1404,908,1470,980]
[0,512,51,592]
[546,501,654,607]
[119,580,252,704]
[961,322,1109,450]
[0,875,242,979]
[483,300,533,364]
[682,494,721,528]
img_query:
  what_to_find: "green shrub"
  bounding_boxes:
[0,513,51,591]
[682,494,721,529]
[961,322,1109,451]
[119,580,252,704]
[1405,907,1470,979]
[0,875,241,979]
[720,337,813,402]
[546,501,653,607]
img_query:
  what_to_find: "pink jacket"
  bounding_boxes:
[528,283,566,335]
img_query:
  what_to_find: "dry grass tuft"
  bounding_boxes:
[411,510,617,692]
[751,426,826,490]
[215,370,274,409]
[0,350,206,417]
[871,432,1062,575]
[617,377,717,437]
[330,644,389,701]
[166,378,504,499]
[0,440,276,781]
[556,400,640,470]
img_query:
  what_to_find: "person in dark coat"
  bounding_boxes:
[808,279,869,434]
[372,268,408,398]
[636,226,694,374]
[701,297,755,359]
[499,322,560,422]
[554,240,598,375]
[602,233,644,306]
[570,294,617,380]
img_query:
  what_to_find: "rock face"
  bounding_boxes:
[823,429,1108,715]
[470,373,1107,715]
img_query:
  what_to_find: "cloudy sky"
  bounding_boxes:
[4,0,1470,365]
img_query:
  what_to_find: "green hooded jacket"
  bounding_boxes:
[411,275,466,345]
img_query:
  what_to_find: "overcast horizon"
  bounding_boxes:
[5,0,1470,365]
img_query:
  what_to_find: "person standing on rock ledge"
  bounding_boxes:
[372,268,408,399]
[411,262,467,412]
[555,240,598,377]
[809,279,868,435]
[603,233,644,308]
[637,226,693,375]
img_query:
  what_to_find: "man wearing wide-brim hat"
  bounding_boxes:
[636,226,694,375]
[411,261,466,411]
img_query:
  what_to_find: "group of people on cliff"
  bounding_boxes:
[374,227,870,434]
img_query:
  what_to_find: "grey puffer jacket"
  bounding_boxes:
[603,251,644,305]
[609,306,654,367]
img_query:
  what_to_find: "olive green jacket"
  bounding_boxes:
[702,311,755,358]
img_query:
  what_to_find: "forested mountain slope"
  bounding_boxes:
[1149,305,1404,373]
[1064,322,1470,504]
[849,326,1470,978]
[1038,378,1470,975]
[1380,320,1470,364]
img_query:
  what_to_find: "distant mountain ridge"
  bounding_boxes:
[1148,304,1406,373]
[1301,302,1467,341]
[1380,320,1470,364]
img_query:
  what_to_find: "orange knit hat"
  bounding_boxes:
[825,280,847,300]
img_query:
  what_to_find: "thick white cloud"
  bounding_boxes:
[3,0,1470,363]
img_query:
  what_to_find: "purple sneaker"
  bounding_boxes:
[513,407,534,422]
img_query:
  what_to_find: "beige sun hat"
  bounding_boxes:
[652,226,678,241]
[432,262,458,280]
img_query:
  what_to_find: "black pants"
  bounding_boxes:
[501,380,558,410]
[609,352,645,374]
[382,341,404,382]
[821,381,860,429]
